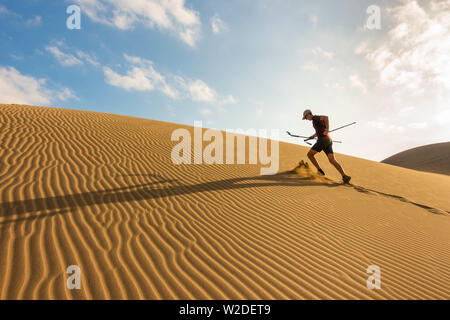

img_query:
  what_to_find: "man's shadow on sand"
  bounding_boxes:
[0,171,341,222]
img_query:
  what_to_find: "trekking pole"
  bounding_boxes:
[302,138,342,144]
[287,132,342,144]
[287,122,355,146]
[286,131,309,139]
[328,122,356,133]
[309,122,355,143]
[287,122,355,139]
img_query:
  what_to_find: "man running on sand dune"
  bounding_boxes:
[302,109,351,184]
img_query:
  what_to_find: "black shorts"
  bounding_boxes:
[311,137,333,155]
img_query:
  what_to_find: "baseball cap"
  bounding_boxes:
[302,109,312,120]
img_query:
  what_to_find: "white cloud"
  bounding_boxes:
[199,108,212,115]
[103,54,178,98]
[25,15,42,27]
[0,5,41,24]
[74,0,201,46]
[354,41,369,55]
[46,42,100,67]
[178,28,200,47]
[0,5,8,14]
[0,4,19,17]
[46,46,83,66]
[10,54,23,61]
[103,54,236,104]
[408,122,428,129]
[187,79,217,102]
[211,14,227,34]
[174,75,235,104]
[103,66,153,91]
[220,95,237,105]
[75,50,100,67]
[365,0,450,92]
[312,47,334,60]
[0,66,77,105]
[349,74,368,94]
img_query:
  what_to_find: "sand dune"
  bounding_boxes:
[382,142,450,176]
[0,104,449,299]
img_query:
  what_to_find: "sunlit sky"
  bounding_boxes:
[1,0,449,161]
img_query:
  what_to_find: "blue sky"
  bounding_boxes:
[1,0,449,161]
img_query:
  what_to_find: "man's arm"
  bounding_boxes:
[320,116,329,135]
[308,133,317,140]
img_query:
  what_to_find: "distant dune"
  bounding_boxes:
[382,142,450,176]
[0,104,449,299]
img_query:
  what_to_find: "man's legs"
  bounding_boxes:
[327,153,346,177]
[307,149,321,170]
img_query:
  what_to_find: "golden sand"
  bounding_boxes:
[0,104,449,299]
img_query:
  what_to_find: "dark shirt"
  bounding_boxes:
[312,115,329,138]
